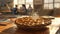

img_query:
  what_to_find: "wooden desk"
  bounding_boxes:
[0,22,14,32]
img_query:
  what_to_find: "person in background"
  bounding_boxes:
[12,5,18,15]
[20,4,27,15]
[27,4,33,15]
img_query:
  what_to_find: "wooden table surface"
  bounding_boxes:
[0,18,50,34]
[0,22,15,32]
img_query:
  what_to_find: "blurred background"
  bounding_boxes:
[0,0,60,16]
[0,0,60,34]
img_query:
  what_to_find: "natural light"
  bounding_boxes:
[13,0,33,9]
[49,17,60,34]
[44,0,60,9]
[14,0,17,7]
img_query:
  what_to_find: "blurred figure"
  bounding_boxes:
[20,4,27,15]
[12,5,18,15]
[27,4,33,15]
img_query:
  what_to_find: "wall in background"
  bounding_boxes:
[0,0,13,12]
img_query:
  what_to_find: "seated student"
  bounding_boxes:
[27,4,33,15]
[20,4,27,15]
[12,5,18,15]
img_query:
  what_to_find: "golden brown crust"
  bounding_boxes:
[16,17,44,26]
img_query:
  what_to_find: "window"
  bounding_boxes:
[44,4,49,9]
[55,0,60,2]
[44,0,60,9]
[54,0,60,8]
[14,0,33,9]
[54,3,60,8]
[44,0,49,3]
[18,0,25,4]
[26,0,33,8]
[48,0,53,3]
[49,4,53,9]
[44,0,53,9]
